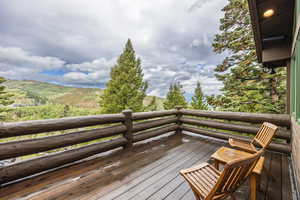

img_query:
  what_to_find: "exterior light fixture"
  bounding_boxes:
[263,9,274,18]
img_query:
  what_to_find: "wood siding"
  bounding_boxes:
[292,116,300,195]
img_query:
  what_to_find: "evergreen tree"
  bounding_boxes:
[163,82,187,110]
[63,105,70,117]
[191,81,207,110]
[146,96,158,111]
[100,39,148,113]
[209,0,286,113]
[0,77,14,120]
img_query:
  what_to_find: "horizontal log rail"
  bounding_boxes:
[0,124,127,160]
[181,109,291,127]
[0,114,125,138]
[132,110,177,120]
[181,125,290,154]
[0,108,292,185]
[0,137,127,184]
[133,124,178,142]
[132,117,177,133]
[180,117,290,140]
[0,109,178,185]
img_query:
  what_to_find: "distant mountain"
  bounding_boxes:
[3,80,164,109]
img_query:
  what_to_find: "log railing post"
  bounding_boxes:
[175,106,183,134]
[122,109,133,148]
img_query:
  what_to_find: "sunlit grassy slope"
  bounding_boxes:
[4,80,164,110]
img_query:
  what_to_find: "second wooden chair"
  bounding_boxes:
[180,150,263,200]
[229,122,278,153]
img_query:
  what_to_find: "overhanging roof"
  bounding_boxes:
[248,0,294,67]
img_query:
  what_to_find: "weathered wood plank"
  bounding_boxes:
[75,138,200,200]
[0,134,293,200]
[54,138,203,200]
[180,117,290,140]
[181,109,291,127]
[17,135,188,200]
[0,125,126,160]
[112,143,217,200]
[145,145,217,200]
[0,134,184,200]
[163,181,190,200]
[0,114,125,138]
[265,153,282,200]
[181,189,196,200]
[281,155,293,200]
[0,137,127,185]
[100,141,213,200]
[258,151,272,200]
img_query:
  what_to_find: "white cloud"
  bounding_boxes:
[0,0,227,97]
[190,39,201,47]
[0,46,65,70]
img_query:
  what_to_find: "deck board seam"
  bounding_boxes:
[126,144,219,200]
[105,142,214,200]
[99,140,208,200]
[144,145,219,200]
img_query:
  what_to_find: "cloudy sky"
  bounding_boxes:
[0,0,227,99]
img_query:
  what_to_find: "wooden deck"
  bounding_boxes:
[0,133,293,200]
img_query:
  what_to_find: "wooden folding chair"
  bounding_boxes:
[229,122,278,153]
[180,150,263,200]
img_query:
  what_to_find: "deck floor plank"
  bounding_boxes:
[32,138,199,200]
[163,181,190,200]
[105,141,215,200]
[144,146,219,200]
[180,190,195,200]
[256,151,272,200]
[132,145,219,200]
[0,134,293,200]
[265,153,282,200]
[97,140,207,200]
[86,140,200,200]
[282,154,293,200]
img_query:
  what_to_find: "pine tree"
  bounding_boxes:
[163,82,187,110]
[208,0,286,113]
[0,77,14,120]
[191,81,207,110]
[100,39,148,113]
[146,96,158,111]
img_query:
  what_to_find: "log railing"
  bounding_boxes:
[0,109,291,185]
[178,109,291,154]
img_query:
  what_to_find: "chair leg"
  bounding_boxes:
[214,160,220,170]
[250,174,257,200]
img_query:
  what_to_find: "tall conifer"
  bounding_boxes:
[146,96,158,111]
[163,82,187,109]
[191,81,207,110]
[0,77,14,120]
[208,0,286,113]
[100,39,148,113]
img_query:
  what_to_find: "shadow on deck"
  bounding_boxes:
[0,133,293,200]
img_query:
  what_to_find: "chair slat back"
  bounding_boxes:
[252,122,278,149]
[208,150,263,198]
